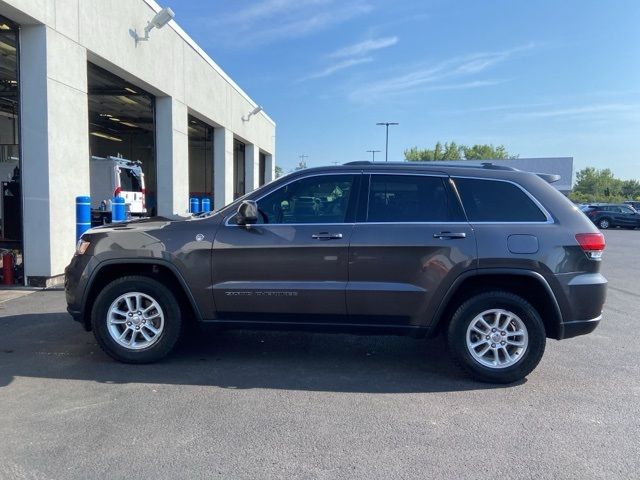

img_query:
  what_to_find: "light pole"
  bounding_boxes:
[366,149,381,162]
[376,122,399,162]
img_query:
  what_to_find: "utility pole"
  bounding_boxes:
[297,154,308,169]
[366,149,381,162]
[376,122,399,162]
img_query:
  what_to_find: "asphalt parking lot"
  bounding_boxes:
[1,229,639,479]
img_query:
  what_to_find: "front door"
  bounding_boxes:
[212,173,360,324]
[347,173,476,328]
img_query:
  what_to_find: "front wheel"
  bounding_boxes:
[447,291,546,383]
[91,275,182,363]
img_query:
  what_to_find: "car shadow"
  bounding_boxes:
[0,312,524,392]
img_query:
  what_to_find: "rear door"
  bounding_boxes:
[212,173,360,324]
[347,173,476,328]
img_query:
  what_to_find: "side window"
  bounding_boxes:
[366,174,461,222]
[256,175,356,224]
[622,206,635,214]
[454,178,548,222]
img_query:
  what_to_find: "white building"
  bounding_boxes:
[0,0,276,286]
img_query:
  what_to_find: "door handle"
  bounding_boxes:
[312,232,343,240]
[433,232,467,239]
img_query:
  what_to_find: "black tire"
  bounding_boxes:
[91,275,182,363]
[598,217,611,229]
[447,291,546,384]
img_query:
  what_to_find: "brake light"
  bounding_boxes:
[585,209,597,217]
[575,233,605,260]
[113,186,122,197]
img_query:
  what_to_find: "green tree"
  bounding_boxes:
[461,144,517,160]
[294,160,307,171]
[404,142,516,161]
[274,165,284,178]
[620,179,640,199]
[404,141,463,161]
[570,167,626,203]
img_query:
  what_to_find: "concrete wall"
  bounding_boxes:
[0,0,276,283]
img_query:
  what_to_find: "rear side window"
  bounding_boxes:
[454,178,547,222]
[366,174,462,222]
[119,168,142,192]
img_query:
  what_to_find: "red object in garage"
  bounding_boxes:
[2,252,14,285]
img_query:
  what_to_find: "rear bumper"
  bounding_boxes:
[553,271,606,339]
[558,315,601,339]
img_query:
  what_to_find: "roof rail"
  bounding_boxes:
[343,160,518,171]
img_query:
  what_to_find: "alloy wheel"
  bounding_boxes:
[466,309,528,369]
[107,292,165,350]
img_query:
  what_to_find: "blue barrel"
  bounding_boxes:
[75,196,91,241]
[190,197,200,214]
[112,197,126,222]
[201,197,211,213]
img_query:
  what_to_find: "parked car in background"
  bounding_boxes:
[582,204,640,229]
[66,162,607,384]
[624,200,640,211]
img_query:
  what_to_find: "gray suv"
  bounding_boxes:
[65,162,607,383]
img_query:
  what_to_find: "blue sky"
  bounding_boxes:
[163,0,640,179]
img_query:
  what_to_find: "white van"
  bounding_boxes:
[90,156,146,222]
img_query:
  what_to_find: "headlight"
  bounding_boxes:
[76,239,90,255]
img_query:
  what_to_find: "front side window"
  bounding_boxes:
[255,174,356,224]
[454,178,548,222]
[367,174,458,222]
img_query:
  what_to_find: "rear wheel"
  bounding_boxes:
[447,291,546,383]
[91,275,182,363]
[598,218,611,229]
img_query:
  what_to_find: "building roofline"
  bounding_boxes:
[143,0,276,127]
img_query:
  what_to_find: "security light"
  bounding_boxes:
[242,105,263,122]
[134,7,175,43]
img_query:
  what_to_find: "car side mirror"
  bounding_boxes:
[237,200,258,225]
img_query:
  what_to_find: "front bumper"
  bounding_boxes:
[64,254,94,330]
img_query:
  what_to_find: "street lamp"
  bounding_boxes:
[376,122,399,162]
[366,149,381,162]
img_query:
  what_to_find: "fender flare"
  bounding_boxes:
[431,268,564,334]
[81,258,204,323]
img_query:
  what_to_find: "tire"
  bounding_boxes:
[598,218,611,229]
[447,291,546,384]
[91,275,182,363]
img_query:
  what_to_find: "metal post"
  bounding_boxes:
[376,122,399,162]
[367,150,380,162]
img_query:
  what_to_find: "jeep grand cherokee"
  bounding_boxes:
[65,162,607,383]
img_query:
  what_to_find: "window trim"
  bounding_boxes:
[451,175,554,225]
[224,172,360,227]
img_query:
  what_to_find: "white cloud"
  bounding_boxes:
[349,43,535,102]
[300,57,374,81]
[211,0,373,46]
[328,36,398,58]
[506,103,638,119]
[220,0,334,25]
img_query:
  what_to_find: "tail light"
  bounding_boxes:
[575,233,605,260]
[113,186,122,197]
[585,209,597,218]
